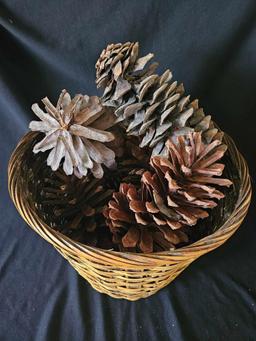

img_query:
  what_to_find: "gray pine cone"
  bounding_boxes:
[96,42,223,156]
[29,90,117,178]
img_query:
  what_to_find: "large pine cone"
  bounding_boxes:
[96,42,223,156]
[23,148,114,246]
[142,132,232,227]
[29,90,117,178]
[103,183,188,253]
[104,132,232,253]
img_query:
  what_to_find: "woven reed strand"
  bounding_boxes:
[8,131,252,300]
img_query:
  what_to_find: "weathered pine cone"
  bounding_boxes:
[96,42,223,156]
[96,41,158,92]
[29,89,116,178]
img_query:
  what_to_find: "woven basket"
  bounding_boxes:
[8,130,251,301]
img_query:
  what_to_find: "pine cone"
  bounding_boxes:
[104,132,232,253]
[104,133,150,190]
[36,166,114,246]
[96,42,158,100]
[103,183,188,253]
[142,132,232,227]
[29,89,117,178]
[96,42,223,156]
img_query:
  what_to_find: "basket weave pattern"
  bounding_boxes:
[8,131,251,300]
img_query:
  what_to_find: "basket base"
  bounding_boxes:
[66,254,192,301]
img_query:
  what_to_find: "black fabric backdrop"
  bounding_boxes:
[0,1,255,340]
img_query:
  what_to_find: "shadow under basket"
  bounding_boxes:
[8,131,252,301]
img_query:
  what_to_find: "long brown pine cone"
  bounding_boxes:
[95,42,223,156]
[104,132,232,253]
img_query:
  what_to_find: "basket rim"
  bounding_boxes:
[8,130,252,264]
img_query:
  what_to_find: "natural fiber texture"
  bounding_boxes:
[8,128,251,300]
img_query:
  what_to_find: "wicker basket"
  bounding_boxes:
[8,130,251,301]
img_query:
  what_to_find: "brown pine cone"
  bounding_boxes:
[142,132,232,227]
[33,164,114,247]
[104,132,150,191]
[104,132,232,253]
[103,183,188,253]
